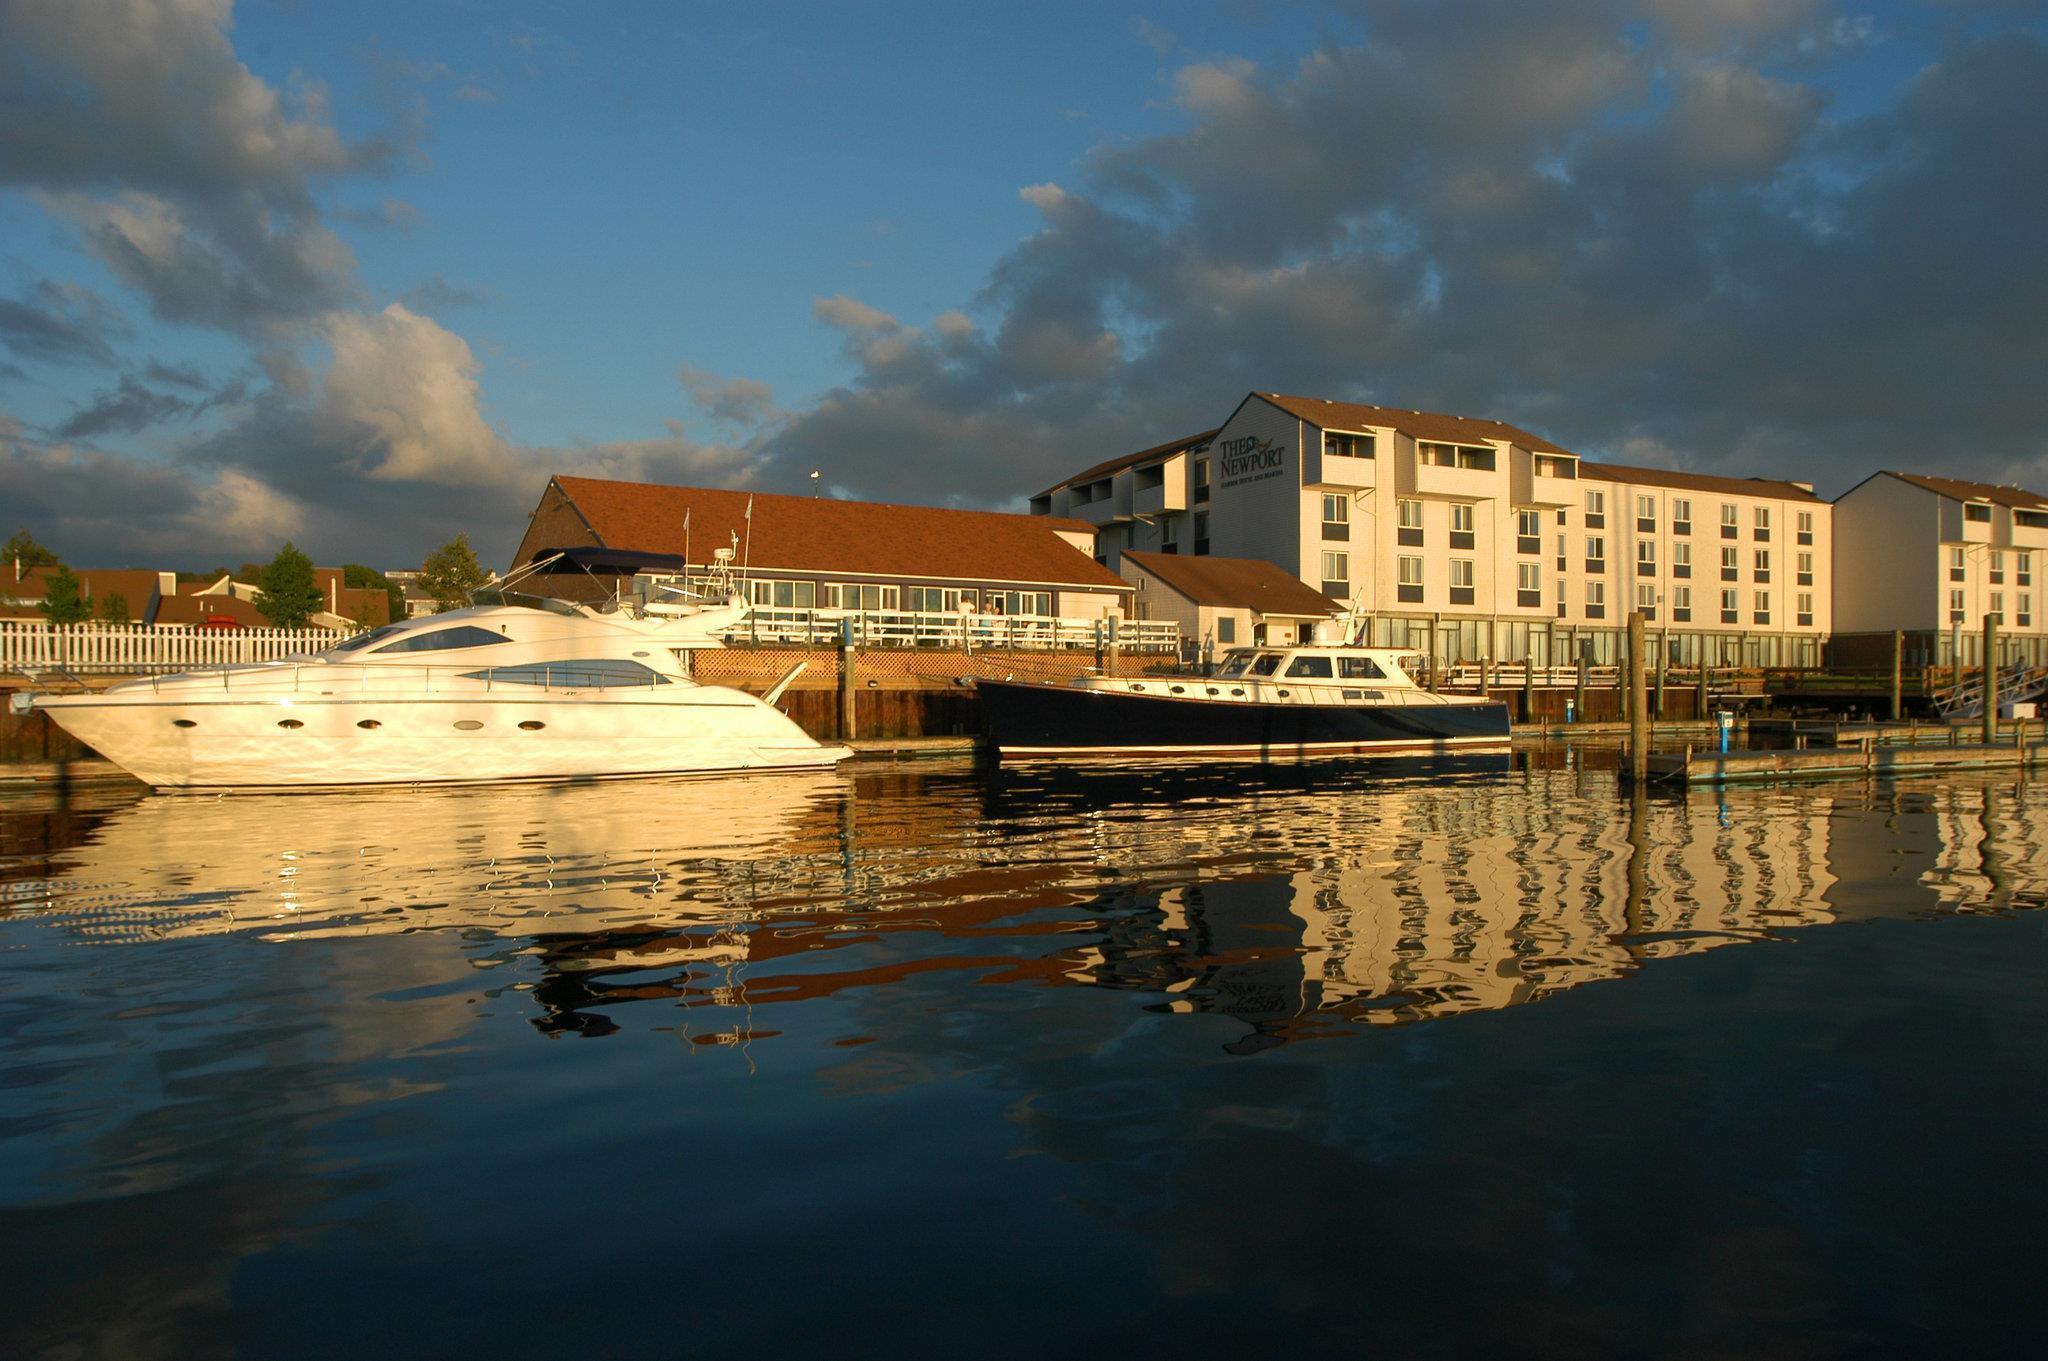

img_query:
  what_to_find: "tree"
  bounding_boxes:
[95,591,131,624]
[255,542,322,629]
[37,565,91,625]
[3,528,59,570]
[343,563,405,625]
[419,534,487,612]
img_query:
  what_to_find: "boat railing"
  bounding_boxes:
[721,608,1181,652]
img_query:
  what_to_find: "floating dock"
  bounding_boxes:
[1646,739,2048,785]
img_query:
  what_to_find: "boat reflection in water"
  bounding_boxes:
[8,758,2045,1051]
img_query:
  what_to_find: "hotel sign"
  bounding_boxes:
[1217,435,1285,489]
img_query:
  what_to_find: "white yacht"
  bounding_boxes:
[14,556,850,790]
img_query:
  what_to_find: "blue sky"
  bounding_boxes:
[3,0,2047,569]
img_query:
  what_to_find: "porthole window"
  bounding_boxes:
[356,719,381,730]
[172,718,197,728]
[1170,685,1185,693]
[1230,688,1245,697]
[1129,684,1145,692]
[518,720,545,731]
[453,719,484,731]
[1205,687,1219,695]
[278,719,304,730]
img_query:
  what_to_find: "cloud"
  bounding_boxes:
[0,279,128,367]
[321,304,509,483]
[0,0,411,336]
[761,11,2048,507]
[52,374,197,440]
[678,366,781,427]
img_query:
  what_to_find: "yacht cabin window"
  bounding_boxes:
[1216,650,1256,678]
[1248,653,1284,677]
[1338,656,1387,680]
[1285,655,1334,678]
[463,660,671,687]
[371,625,510,654]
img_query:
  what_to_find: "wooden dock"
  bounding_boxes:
[1644,739,2048,785]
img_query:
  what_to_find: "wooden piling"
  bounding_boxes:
[838,616,857,741]
[1575,654,1587,722]
[1890,629,1904,722]
[1983,613,1999,747]
[1629,611,1649,784]
[1522,647,1534,722]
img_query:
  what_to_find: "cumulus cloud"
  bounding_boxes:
[765,5,2048,506]
[678,366,781,427]
[321,304,508,483]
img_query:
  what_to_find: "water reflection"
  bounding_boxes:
[4,760,2044,1052]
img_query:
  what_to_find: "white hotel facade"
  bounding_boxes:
[1033,392,1830,668]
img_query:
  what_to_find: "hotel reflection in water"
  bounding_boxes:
[5,765,2044,1049]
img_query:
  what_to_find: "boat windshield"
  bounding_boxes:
[332,624,405,653]
[1247,653,1284,676]
[1215,650,1257,678]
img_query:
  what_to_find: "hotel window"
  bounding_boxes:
[1450,558,1475,605]
[1754,548,1771,583]
[1193,511,1210,555]
[750,579,818,610]
[1321,551,1351,599]
[1990,550,2004,584]
[1158,516,1178,552]
[2021,594,2033,628]
[1556,533,1567,572]
[1535,454,1576,479]
[1419,441,1495,470]
[1797,510,1814,545]
[1322,493,1350,541]
[1635,494,1656,532]
[1324,431,1373,460]
[1193,456,1210,503]
[1721,546,1739,581]
[1721,503,1739,538]
[1516,509,1542,554]
[2020,552,2033,586]
[1636,539,1656,576]
[1796,551,1813,586]
[1990,592,2005,623]
[825,583,901,611]
[1396,554,1424,604]
[1397,498,1424,546]
[988,590,1050,616]
[1754,506,1771,540]
[1951,546,1967,582]
[1585,489,1605,528]
[1586,580,1606,619]
[1636,583,1657,619]
[1797,592,1814,627]
[1585,536,1606,574]
[1672,498,1692,534]
[1950,588,1966,622]
[1964,502,1992,522]
[1753,590,1770,625]
[1673,585,1692,622]
[1721,588,1739,624]
[1673,542,1692,578]
[1517,562,1541,607]
[1217,617,1236,644]
[1450,502,1476,550]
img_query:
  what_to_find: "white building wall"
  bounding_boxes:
[1833,475,1940,633]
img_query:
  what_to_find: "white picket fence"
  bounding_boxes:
[0,622,348,673]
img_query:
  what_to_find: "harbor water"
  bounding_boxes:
[3,756,2046,1357]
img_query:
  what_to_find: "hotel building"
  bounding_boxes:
[1033,392,1830,667]
[1831,471,2048,668]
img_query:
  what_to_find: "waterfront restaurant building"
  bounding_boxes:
[1118,551,1342,655]
[1831,471,2048,669]
[515,475,1133,620]
[1032,392,1832,668]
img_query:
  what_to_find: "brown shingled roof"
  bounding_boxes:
[1577,460,1824,503]
[1036,429,1220,498]
[1123,552,1340,618]
[551,476,1128,590]
[1256,393,1581,457]
[1885,471,2048,510]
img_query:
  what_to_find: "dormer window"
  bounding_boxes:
[1324,431,1374,459]
[1534,455,1576,479]
[1965,503,1993,523]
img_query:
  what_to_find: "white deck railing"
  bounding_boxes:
[722,608,1180,652]
[0,622,347,673]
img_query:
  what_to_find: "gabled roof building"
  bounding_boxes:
[515,475,1133,619]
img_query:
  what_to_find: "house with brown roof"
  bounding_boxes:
[1034,391,1831,670]
[514,475,1133,620]
[1833,471,2048,668]
[1120,551,1340,655]
[0,565,171,623]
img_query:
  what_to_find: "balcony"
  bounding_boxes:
[1415,460,1499,500]
[1308,452,1375,489]
[1133,478,1187,518]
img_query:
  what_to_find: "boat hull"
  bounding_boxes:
[35,688,851,789]
[978,679,1511,761]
